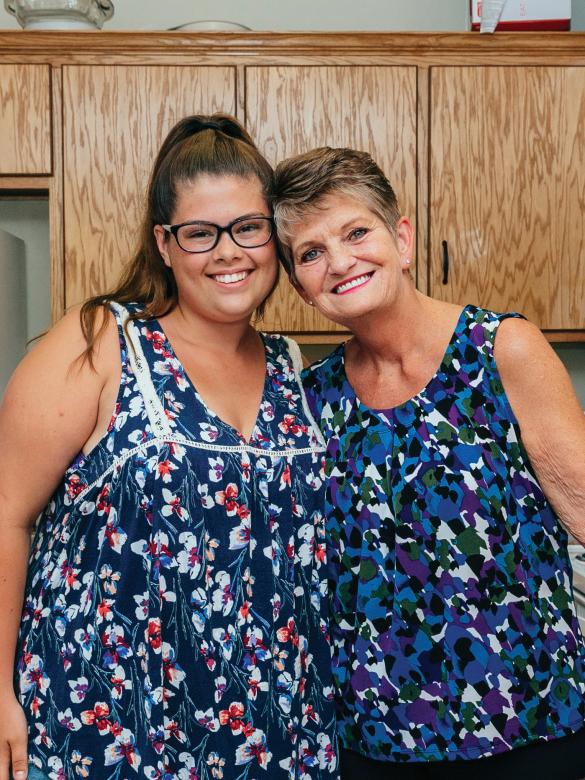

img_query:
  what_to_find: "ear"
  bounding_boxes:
[395,217,415,267]
[153,224,172,268]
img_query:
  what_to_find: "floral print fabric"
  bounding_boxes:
[302,305,585,763]
[16,303,337,779]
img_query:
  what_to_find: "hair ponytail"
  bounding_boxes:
[78,113,277,366]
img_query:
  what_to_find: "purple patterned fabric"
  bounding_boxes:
[302,305,585,763]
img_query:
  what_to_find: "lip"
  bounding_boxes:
[331,271,374,295]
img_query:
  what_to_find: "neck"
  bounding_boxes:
[163,299,257,355]
[347,289,439,365]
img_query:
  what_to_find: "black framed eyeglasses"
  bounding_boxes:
[161,215,275,253]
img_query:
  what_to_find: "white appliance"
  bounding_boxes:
[0,228,27,398]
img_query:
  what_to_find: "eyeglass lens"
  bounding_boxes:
[177,218,272,252]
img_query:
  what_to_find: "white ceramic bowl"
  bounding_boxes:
[168,20,251,32]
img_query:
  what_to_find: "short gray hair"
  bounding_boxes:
[272,146,401,273]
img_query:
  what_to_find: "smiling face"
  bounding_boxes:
[289,194,414,326]
[154,174,278,325]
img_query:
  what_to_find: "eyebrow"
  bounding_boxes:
[178,212,269,225]
[236,212,270,220]
[294,238,318,255]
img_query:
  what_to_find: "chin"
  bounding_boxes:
[215,309,256,323]
[324,301,375,326]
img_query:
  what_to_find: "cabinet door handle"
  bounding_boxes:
[442,240,449,285]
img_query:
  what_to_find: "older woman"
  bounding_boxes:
[272,147,585,779]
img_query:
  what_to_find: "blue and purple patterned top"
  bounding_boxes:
[16,303,338,779]
[302,305,585,763]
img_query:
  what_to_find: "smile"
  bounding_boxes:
[210,270,252,285]
[332,272,374,295]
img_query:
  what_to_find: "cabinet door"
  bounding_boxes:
[0,65,51,174]
[63,66,236,306]
[246,66,417,334]
[430,66,585,330]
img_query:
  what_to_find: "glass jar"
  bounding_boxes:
[4,0,115,30]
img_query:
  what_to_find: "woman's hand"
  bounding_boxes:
[495,317,585,544]
[0,694,28,780]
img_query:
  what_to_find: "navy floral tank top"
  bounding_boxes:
[16,303,338,779]
[302,305,585,763]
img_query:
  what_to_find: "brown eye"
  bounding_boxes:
[234,220,262,235]
[184,227,213,240]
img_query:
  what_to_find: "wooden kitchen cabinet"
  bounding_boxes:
[0,32,583,338]
[63,65,236,306]
[429,66,585,330]
[246,65,417,333]
[0,64,51,174]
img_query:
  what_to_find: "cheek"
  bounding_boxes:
[262,242,278,264]
[167,252,201,280]
[160,241,182,270]
[257,246,279,278]
[294,266,323,295]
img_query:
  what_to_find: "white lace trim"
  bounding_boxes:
[110,302,174,437]
[79,310,326,507]
[282,336,328,451]
[73,433,325,506]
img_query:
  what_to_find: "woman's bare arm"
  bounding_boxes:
[495,317,585,545]
[0,307,118,780]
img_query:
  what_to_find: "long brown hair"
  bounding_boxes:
[79,113,277,366]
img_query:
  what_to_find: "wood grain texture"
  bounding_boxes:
[430,66,585,329]
[546,332,585,343]
[0,177,49,190]
[63,65,236,306]
[246,65,417,333]
[3,32,585,66]
[416,66,430,296]
[49,66,64,322]
[294,333,349,344]
[0,64,51,174]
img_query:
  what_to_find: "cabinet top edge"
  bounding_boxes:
[1,30,585,55]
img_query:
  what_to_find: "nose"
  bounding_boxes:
[326,244,357,276]
[212,229,243,262]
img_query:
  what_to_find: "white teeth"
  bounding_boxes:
[213,271,250,284]
[334,273,371,294]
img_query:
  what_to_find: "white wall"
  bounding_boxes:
[0,0,468,31]
[1,0,584,31]
[0,0,582,31]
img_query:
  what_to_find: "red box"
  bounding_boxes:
[470,0,571,31]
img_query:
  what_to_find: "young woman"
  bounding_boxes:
[0,115,337,780]
[272,146,585,779]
